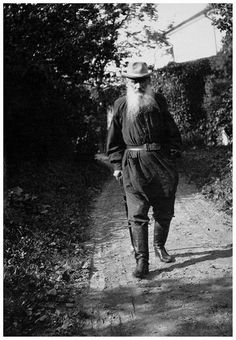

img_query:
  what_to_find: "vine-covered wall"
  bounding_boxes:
[152,55,232,146]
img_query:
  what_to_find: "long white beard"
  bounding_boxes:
[126,85,157,121]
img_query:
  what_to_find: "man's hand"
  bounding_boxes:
[113,170,123,181]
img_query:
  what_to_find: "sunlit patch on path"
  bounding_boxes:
[80,171,232,336]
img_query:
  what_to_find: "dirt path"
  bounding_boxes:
[79,166,232,336]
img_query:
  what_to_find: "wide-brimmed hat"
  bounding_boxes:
[122,61,152,79]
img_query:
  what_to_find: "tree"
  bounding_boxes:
[207,3,232,77]
[4,4,131,86]
[209,3,232,34]
[4,4,131,163]
[202,3,232,144]
[114,4,169,65]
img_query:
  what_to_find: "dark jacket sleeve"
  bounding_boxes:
[156,93,182,152]
[106,101,126,171]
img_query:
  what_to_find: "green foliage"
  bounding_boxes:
[201,3,232,145]
[151,4,232,147]
[181,147,232,214]
[4,3,171,163]
[4,159,111,335]
[153,50,232,146]
[202,74,232,144]
[4,4,129,85]
[4,4,129,164]
[152,58,212,144]
[65,85,101,160]
[115,3,170,61]
[209,3,232,35]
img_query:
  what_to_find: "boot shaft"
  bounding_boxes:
[153,221,170,248]
[130,223,149,261]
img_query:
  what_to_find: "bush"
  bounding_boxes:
[4,159,111,335]
[181,146,232,214]
[4,3,129,165]
[202,75,232,145]
[152,54,232,146]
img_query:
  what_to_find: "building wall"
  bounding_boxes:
[154,15,224,69]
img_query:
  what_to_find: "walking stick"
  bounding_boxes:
[118,176,134,251]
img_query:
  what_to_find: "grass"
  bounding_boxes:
[4,158,111,336]
[179,145,232,214]
[4,146,232,335]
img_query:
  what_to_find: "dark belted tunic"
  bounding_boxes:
[107,93,182,199]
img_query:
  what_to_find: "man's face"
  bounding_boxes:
[127,77,150,94]
[126,76,155,120]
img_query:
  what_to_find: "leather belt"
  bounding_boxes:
[127,143,161,151]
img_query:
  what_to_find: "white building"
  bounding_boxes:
[154,8,224,69]
[106,5,225,75]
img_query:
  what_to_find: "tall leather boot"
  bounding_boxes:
[153,221,174,263]
[131,223,149,278]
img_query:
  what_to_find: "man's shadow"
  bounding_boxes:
[148,245,232,279]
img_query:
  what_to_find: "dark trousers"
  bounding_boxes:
[125,190,175,227]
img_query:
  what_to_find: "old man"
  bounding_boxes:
[107,61,182,278]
